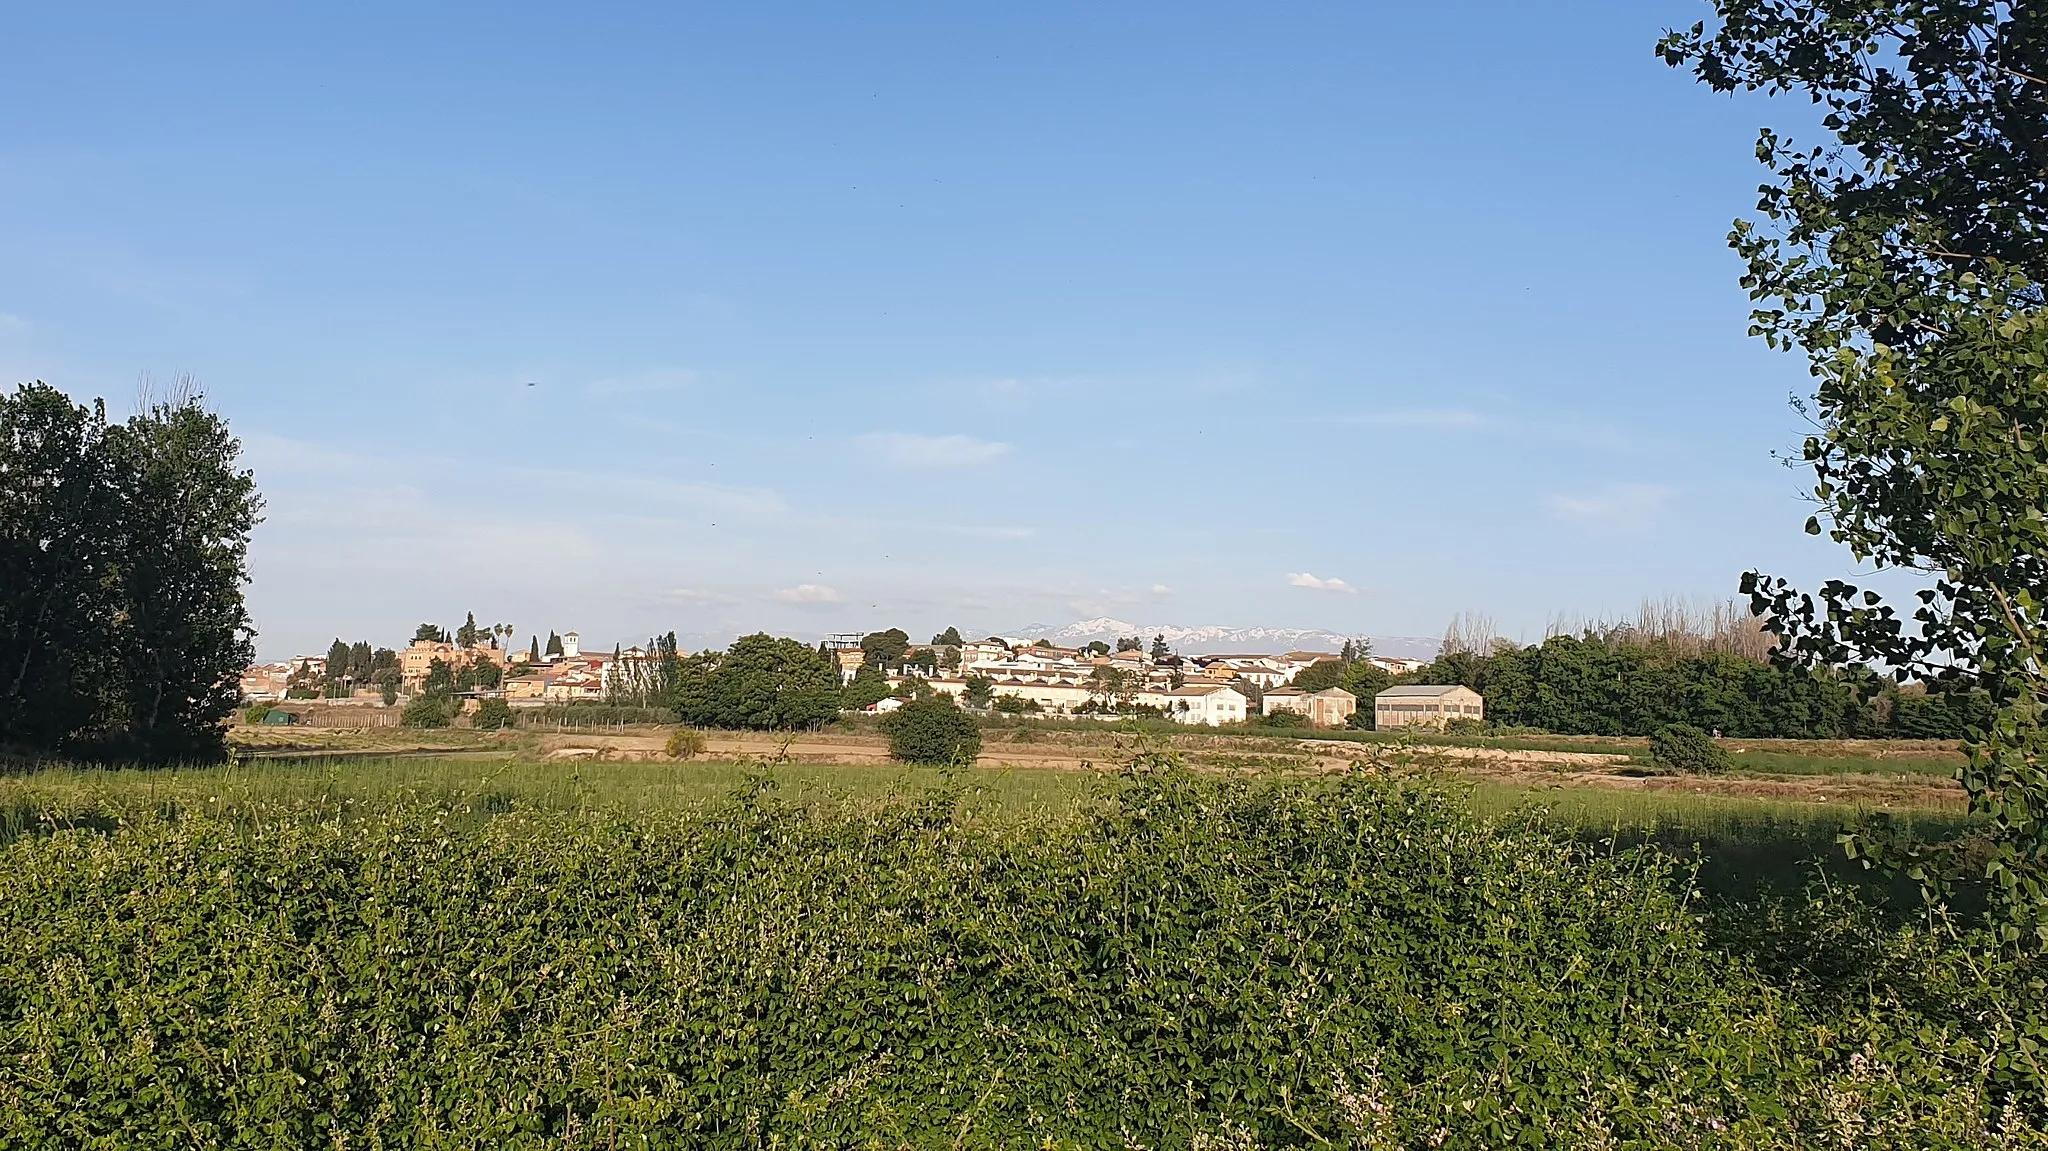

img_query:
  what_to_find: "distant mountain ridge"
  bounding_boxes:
[1000,617,1440,660]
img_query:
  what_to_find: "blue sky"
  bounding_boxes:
[1,1,1886,658]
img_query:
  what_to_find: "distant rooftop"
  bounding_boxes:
[1375,684,1472,697]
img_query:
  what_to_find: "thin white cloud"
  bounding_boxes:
[773,583,842,605]
[1150,584,1174,596]
[1548,483,1673,524]
[857,431,1010,470]
[1288,572,1359,594]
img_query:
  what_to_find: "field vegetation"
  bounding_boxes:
[0,748,2037,1147]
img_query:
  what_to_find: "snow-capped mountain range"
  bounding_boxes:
[999,618,1440,660]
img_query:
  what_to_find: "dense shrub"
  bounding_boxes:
[880,695,982,763]
[399,693,454,729]
[1254,707,1308,728]
[472,699,515,730]
[0,768,2032,1147]
[1652,722,1734,773]
[664,727,708,760]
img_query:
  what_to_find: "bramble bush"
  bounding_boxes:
[1652,722,1734,773]
[0,763,2040,1148]
[880,695,982,764]
[472,699,515,730]
[399,692,455,728]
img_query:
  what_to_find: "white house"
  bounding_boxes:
[1139,683,1247,726]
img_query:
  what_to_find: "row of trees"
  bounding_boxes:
[1403,631,1992,740]
[1,382,260,763]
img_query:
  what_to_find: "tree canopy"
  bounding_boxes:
[0,382,260,763]
[860,628,910,672]
[1666,1,2048,933]
[673,633,841,731]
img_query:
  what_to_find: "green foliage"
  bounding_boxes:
[1404,632,1920,738]
[880,695,982,763]
[240,702,273,725]
[0,382,259,764]
[545,631,563,658]
[1652,723,1735,774]
[664,728,708,760]
[472,699,514,730]
[991,693,1041,715]
[859,627,910,672]
[413,622,449,644]
[0,768,2035,1146]
[962,674,995,709]
[840,666,892,711]
[1290,659,1347,693]
[931,626,963,647]
[422,658,455,696]
[1664,3,2048,935]
[1255,707,1309,729]
[399,693,454,729]
[1340,659,1394,700]
[673,633,841,731]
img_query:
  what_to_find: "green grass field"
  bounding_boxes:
[2,753,1982,910]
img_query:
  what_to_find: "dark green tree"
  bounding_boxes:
[545,632,563,659]
[860,628,911,672]
[528,635,541,663]
[0,385,117,753]
[347,641,373,682]
[1666,2,2048,931]
[423,658,455,696]
[962,674,995,710]
[1116,636,1141,653]
[879,695,982,764]
[2,383,264,763]
[1340,660,1393,701]
[1150,634,1171,661]
[472,699,514,730]
[96,388,261,762]
[456,611,480,648]
[1290,660,1347,693]
[672,633,841,731]
[841,666,893,710]
[325,639,351,698]
[413,623,448,644]
[931,626,964,647]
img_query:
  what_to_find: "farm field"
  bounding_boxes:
[226,719,1971,803]
[0,743,2027,1148]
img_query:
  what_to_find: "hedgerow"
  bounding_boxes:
[0,766,2038,1148]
